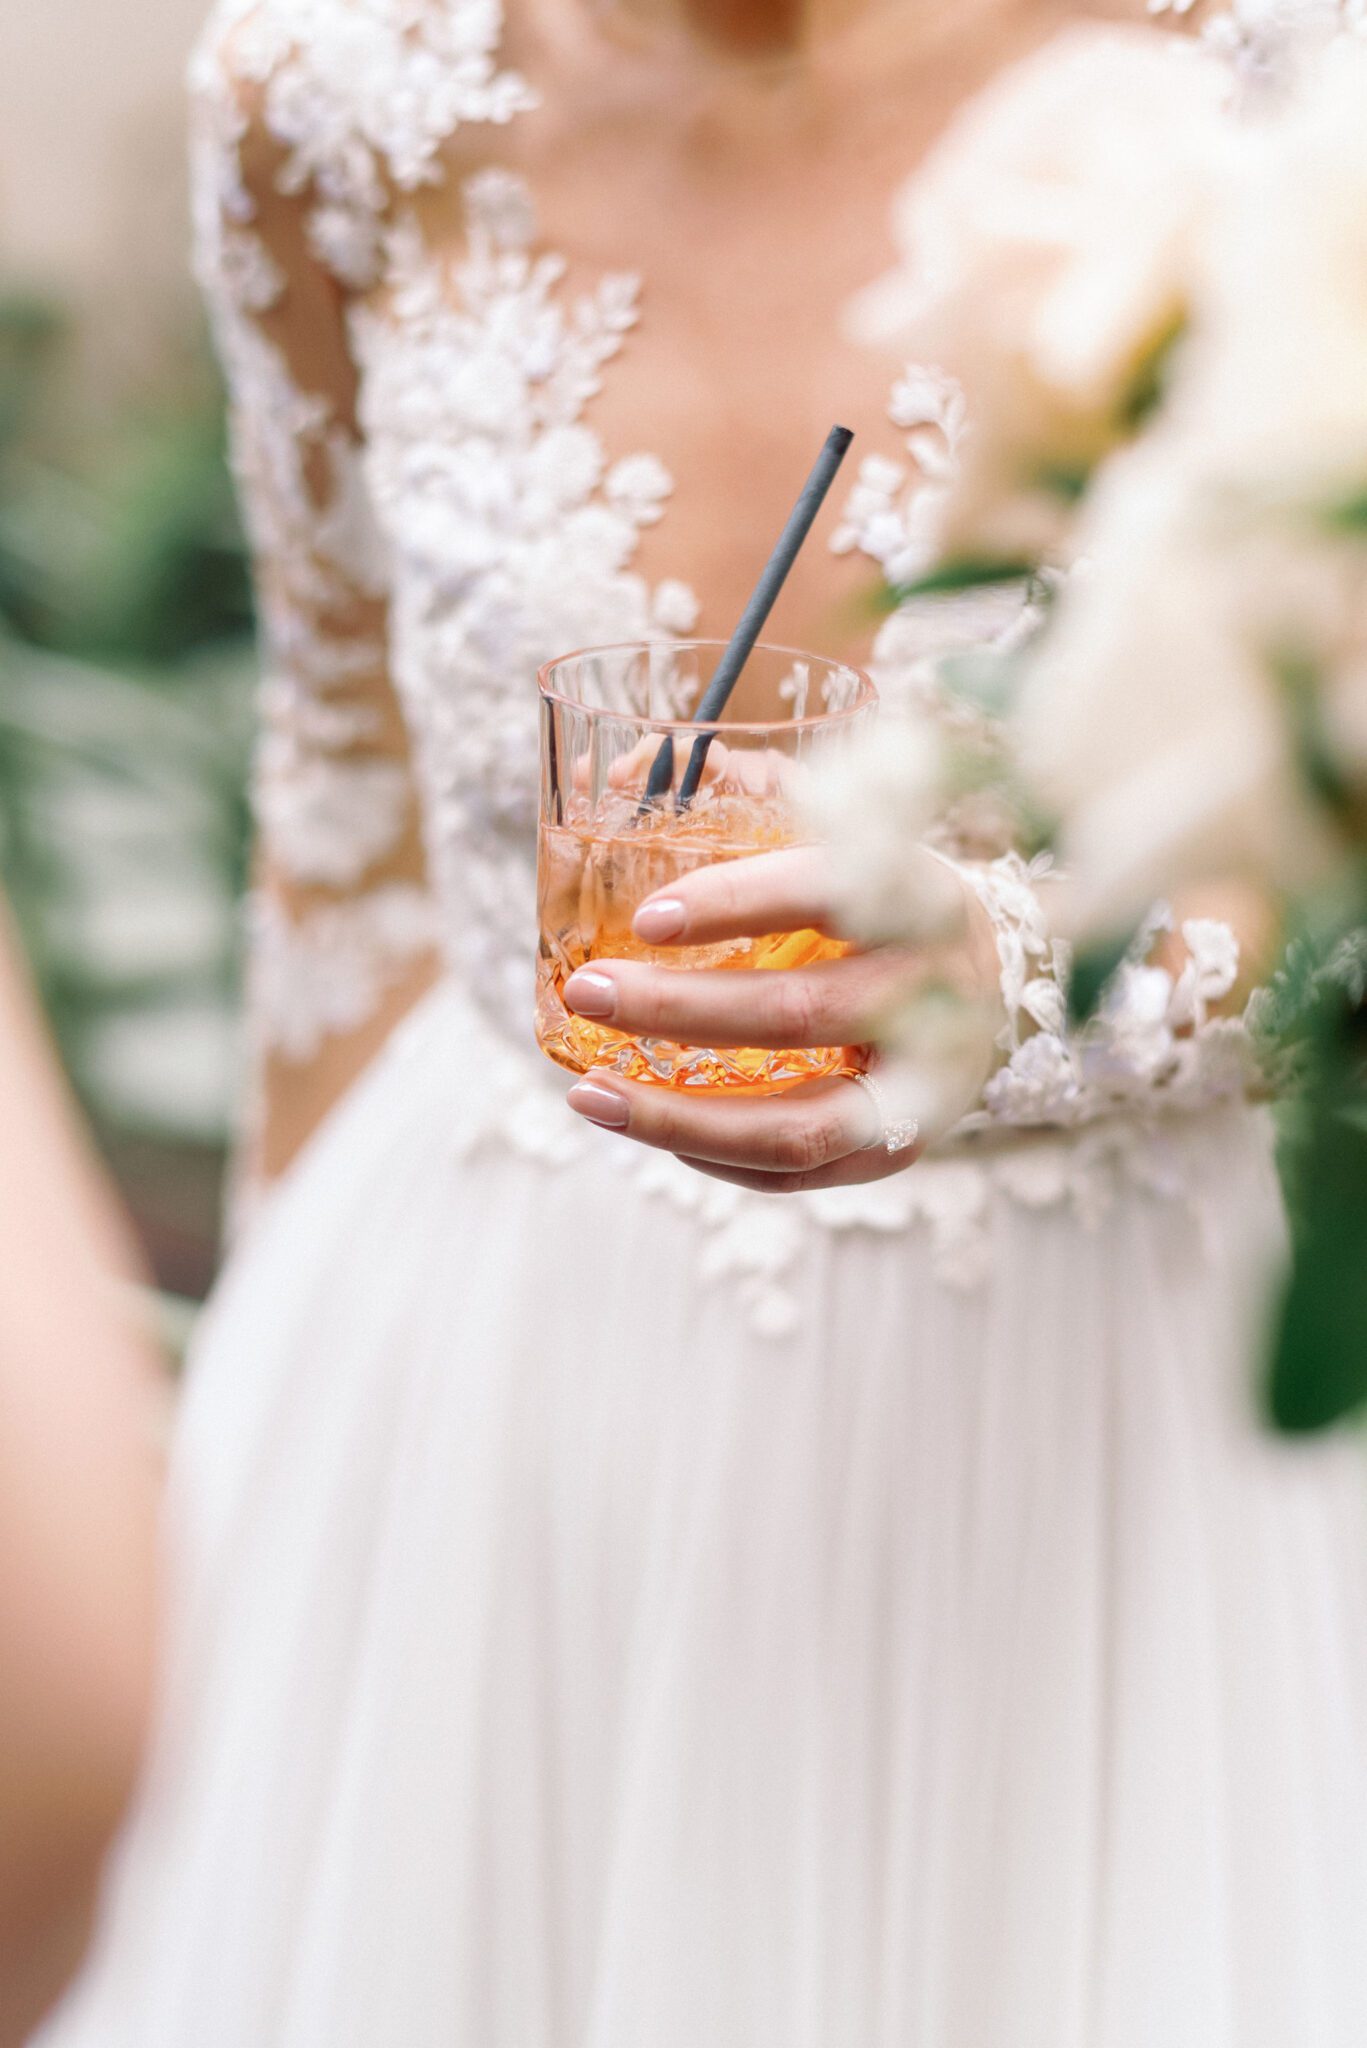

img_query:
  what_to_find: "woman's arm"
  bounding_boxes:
[0,911,160,2046]
[192,14,439,1194]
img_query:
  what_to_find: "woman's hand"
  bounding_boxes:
[562,844,1001,1194]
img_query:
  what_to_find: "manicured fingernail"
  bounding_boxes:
[564,969,617,1019]
[567,1080,630,1129]
[634,897,686,943]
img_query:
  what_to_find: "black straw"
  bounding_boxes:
[640,424,854,810]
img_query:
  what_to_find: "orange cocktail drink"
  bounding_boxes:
[535,640,877,1092]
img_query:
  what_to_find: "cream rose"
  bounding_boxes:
[1018,41,1367,939]
[846,26,1230,564]
[1018,452,1346,939]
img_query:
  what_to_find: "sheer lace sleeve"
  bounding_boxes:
[189,6,441,1190]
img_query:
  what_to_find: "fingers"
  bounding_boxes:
[631,845,839,946]
[591,737,785,800]
[563,945,912,1051]
[565,1072,920,1190]
[564,1073,865,1171]
[604,735,732,796]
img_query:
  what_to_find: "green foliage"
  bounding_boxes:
[1323,486,1367,533]
[1061,877,1367,1438]
[1273,644,1367,834]
[881,558,1036,609]
[1066,926,1138,1029]
[55,407,252,663]
[935,646,1024,724]
[0,301,251,662]
[1256,640,1367,1432]
[1118,319,1186,433]
[0,295,66,454]
[0,283,256,1144]
[1033,461,1092,504]
[1026,324,1190,518]
[1266,948,1367,1432]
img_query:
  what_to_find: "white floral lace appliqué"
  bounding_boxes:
[191,0,1267,1325]
[351,173,698,1042]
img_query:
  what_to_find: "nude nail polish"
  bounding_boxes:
[564,969,617,1019]
[567,1080,630,1129]
[633,897,686,943]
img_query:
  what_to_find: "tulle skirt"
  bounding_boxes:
[42,979,1367,2047]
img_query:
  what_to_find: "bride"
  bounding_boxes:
[42,0,1367,2041]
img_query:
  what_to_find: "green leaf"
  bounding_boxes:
[1033,461,1092,504]
[882,558,1036,609]
[936,648,1025,722]
[1266,976,1367,1432]
[1267,1119,1367,1431]
[0,291,66,450]
[1323,487,1367,533]
[1271,644,1365,829]
[1118,318,1186,431]
[1067,925,1139,1026]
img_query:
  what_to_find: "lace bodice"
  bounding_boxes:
[191,0,704,1062]
[352,197,698,1037]
[191,0,1265,1311]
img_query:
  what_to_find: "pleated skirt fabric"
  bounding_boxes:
[41,980,1367,2048]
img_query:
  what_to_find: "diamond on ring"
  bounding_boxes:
[849,1070,920,1156]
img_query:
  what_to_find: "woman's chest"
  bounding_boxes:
[352,71,926,670]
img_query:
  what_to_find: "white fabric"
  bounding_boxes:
[184,0,1258,1146]
[35,1,1367,2039]
[42,979,1367,2047]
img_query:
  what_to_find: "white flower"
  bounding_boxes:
[832,377,970,588]
[1182,0,1366,87]
[605,452,673,523]
[1019,42,1367,938]
[525,424,604,510]
[801,717,957,946]
[1183,917,1241,1001]
[888,367,968,484]
[1081,961,1180,1094]
[1019,444,1341,939]
[830,453,907,558]
[874,996,1001,1147]
[464,167,538,250]
[1107,962,1175,1033]
[255,749,412,890]
[218,228,287,312]
[803,720,1007,1136]
[1019,976,1068,1034]
[983,1031,1081,1121]
[651,579,700,634]
[1173,47,1367,484]
[845,27,1230,563]
[307,203,381,289]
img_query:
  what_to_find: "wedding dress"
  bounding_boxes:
[39,4,1367,2044]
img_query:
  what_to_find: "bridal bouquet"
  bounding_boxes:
[827,20,1367,1429]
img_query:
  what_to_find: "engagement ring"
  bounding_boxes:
[849,1070,920,1156]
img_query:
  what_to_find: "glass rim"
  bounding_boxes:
[537,637,877,735]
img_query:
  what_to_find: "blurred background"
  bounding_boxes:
[1,0,254,1298]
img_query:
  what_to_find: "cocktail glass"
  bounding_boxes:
[536,639,877,1092]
